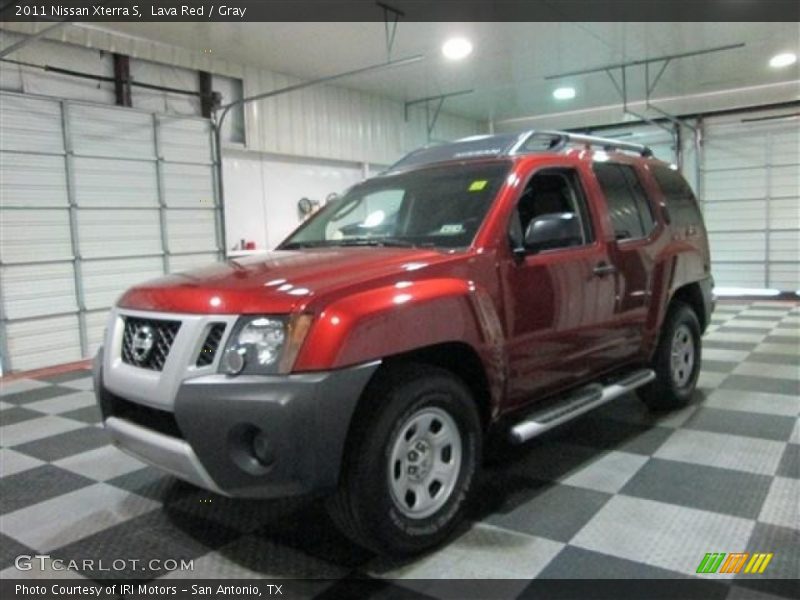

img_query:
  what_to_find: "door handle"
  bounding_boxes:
[593,262,617,277]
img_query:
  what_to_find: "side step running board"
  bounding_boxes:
[509,369,655,444]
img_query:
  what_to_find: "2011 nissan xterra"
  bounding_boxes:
[94,130,714,556]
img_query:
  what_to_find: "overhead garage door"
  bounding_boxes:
[0,91,222,372]
[701,111,800,293]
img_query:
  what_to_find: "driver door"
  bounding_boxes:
[501,166,618,410]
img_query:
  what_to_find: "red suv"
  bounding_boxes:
[94,130,714,556]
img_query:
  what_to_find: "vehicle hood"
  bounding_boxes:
[117,247,465,314]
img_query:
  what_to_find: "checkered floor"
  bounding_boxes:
[1,301,797,598]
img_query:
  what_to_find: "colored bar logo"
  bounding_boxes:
[696,552,773,574]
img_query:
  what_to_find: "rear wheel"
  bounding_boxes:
[639,301,702,410]
[327,363,481,557]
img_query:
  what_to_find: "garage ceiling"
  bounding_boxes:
[84,21,799,121]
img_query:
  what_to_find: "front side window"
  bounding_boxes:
[509,168,593,252]
[281,162,510,250]
[594,162,656,240]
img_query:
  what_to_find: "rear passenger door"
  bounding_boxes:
[593,162,659,358]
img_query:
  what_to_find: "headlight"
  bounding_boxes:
[221,315,312,376]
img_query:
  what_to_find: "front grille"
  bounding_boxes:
[196,323,226,367]
[121,317,181,371]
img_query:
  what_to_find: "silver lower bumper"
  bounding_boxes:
[105,417,228,496]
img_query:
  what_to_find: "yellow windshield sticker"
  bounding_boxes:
[469,180,488,191]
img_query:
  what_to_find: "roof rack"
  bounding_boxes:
[385,129,654,173]
[509,130,653,157]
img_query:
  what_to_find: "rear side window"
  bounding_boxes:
[650,164,703,228]
[593,163,656,240]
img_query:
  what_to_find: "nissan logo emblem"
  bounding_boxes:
[131,325,155,363]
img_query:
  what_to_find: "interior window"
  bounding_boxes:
[593,163,655,240]
[510,169,592,251]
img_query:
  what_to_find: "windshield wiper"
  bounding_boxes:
[334,238,416,248]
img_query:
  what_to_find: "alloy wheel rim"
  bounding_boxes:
[388,406,463,519]
[670,324,695,388]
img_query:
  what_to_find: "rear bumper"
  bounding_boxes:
[95,349,380,498]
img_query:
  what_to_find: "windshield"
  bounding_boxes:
[280,161,511,250]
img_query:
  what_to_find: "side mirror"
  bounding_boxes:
[523,212,582,252]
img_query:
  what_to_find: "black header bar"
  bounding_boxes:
[1,0,798,22]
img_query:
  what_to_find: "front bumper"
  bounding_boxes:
[95,349,379,498]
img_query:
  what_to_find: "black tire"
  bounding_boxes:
[326,363,482,557]
[638,301,702,411]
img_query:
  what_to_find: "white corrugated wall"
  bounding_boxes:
[0,91,221,372]
[701,109,800,292]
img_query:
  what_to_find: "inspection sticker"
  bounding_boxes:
[468,180,488,191]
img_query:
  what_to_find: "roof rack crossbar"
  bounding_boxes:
[510,130,653,157]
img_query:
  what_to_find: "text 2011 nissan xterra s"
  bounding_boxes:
[94,130,714,556]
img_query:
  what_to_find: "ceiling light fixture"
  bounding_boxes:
[769,52,797,68]
[442,38,473,61]
[553,86,576,100]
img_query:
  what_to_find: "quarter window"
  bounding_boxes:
[650,164,703,228]
[594,163,656,240]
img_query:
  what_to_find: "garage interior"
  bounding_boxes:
[0,17,798,597]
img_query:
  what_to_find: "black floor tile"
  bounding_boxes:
[703,341,758,352]
[763,335,800,345]
[775,444,799,479]
[1,385,79,406]
[735,523,800,597]
[682,407,797,442]
[0,406,44,427]
[253,502,375,570]
[11,426,110,461]
[0,532,35,570]
[554,417,674,456]
[107,467,190,502]
[485,479,612,542]
[537,545,686,579]
[0,465,94,515]
[700,360,739,374]
[59,404,102,425]
[51,508,242,579]
[619,458,772,519]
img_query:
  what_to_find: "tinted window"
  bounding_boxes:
[651,164,703,227]
[620,166,656,233]
[510,168,593,251]
[594,163,655,240]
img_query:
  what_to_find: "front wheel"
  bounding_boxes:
[327,363,481,557]
[639,301,702,410]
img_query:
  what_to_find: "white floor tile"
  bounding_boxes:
[0,483,159,551]
[703,389,800,417]
[758,477,800,530]
[24,391,96,415]
[571,495,755,578]
[1,416,84,447]
[0,379,50,397]
[561,451,649,494]
[0,448,45,478]
[654,429,786,476]
[54,445,145,481]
